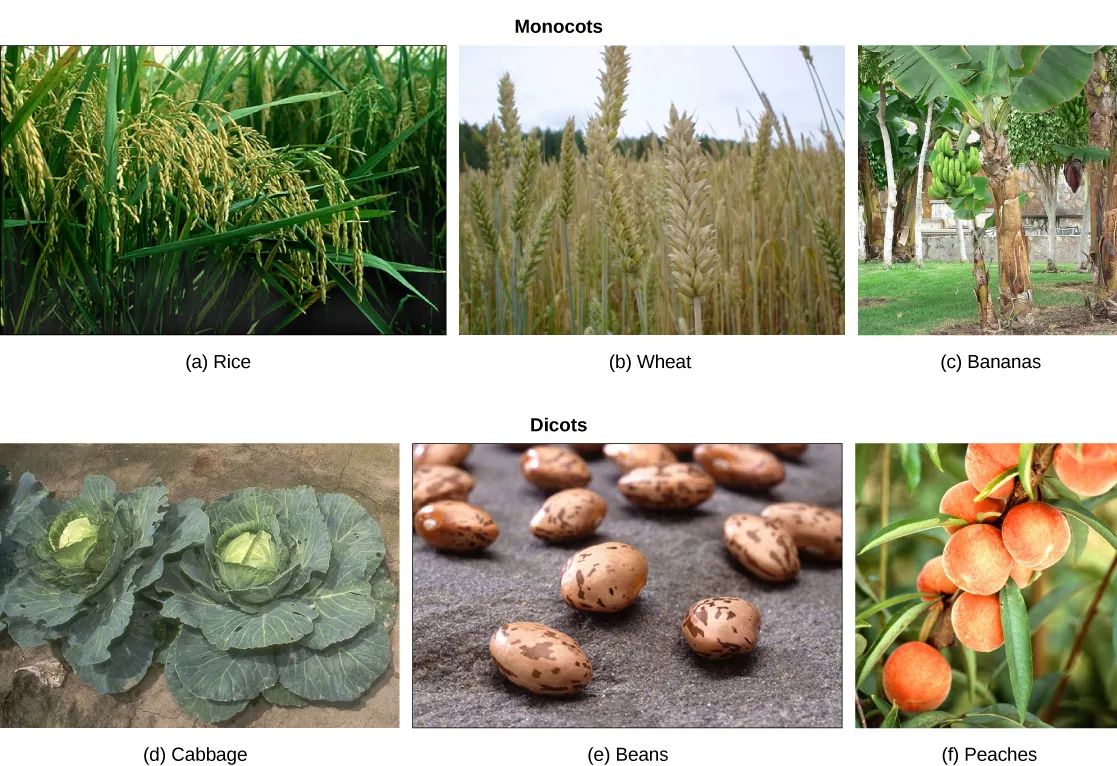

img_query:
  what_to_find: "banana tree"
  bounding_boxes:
[858,86,923,264]
[867,45,1100,325]
[1083,50,1116,317]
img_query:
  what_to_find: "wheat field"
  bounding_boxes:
[459,46,844,335]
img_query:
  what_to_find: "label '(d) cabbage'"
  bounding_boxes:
[156,486,397,723]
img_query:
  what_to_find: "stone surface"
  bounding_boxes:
[0,443,400,728]
[413,443,842,728]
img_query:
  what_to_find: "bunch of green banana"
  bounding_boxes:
[1057,94,1088,135]
[928,134,980,200]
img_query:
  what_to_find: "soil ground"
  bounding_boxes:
[413,444,843,728]
[0,444,400,728]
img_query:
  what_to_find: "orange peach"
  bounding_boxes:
[882,642,952,713]
[940,481,1004,535]
[942,523,1013,595]
[916,556,957,601]
[965,443,1020,499]
[1053,444,1117,498]
[1009,559,1033,589]
[952,592,1004,652]
[1001,501,1071,570]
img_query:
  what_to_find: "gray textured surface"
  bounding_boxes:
[413,444,842,728]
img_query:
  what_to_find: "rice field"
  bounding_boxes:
[1,45,446,334]
[459,46,844,335]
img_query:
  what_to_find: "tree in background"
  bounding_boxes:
[1005,109,1084,273]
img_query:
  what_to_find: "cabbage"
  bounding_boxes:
[1,474,208,694]
[156,486,396,723]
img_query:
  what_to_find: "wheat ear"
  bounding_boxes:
[663,104,718,335]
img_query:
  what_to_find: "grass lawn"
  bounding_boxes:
[857,262,1111,335]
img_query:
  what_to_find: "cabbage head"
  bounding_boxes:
[1,474,208,693]
[157,486,397,723]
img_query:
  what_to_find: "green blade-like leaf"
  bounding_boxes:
[974,466,1018,501]
[899,443,922,495]
[1,46,79,151]
[222,90,341,124]
[880,701,900,728]
[859,513,963,554]
[119,194,382,260]
[924,444,944,472]
[1000,580,1033,724]
[1051,501,1117,551]
[1017,443,1036,501]
[856,592,926,622]
[903,710,959,728]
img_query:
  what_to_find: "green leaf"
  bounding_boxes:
[974,466,1018,501]
[1009,46,1098,113]
[1000,580,1033,723]
[856,592,926,622]
[164,593,317,651]
[1017,444,1036,501]
[222,90,341,124]
[899,443,922,495]
[262,684,308,708]
[856,600,935,689]
[119,194,383,260]
[903,710,958,728]
[961,704,1052,728]
[1068,515,1090,564]
[924,444,944,472]
[324,250,440,311]
[169,626,277,703]
[67,601,160,694]
[323,260,390,334]
[963,645,977,701]
[1,46,79,151]
[165,661,249,724]
[855,633,867,657]
[370,567,398,632]
[881,701,900,728]
[1051,501,1117,551]
[859,513,963,554]
[278,623,390,702]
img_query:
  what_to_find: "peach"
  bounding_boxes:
[965,443,1020,499]
[942,523,1013,595]
[952,592,1004,652]
[1009,559,1033,589]
[916,556,957,601]
[939,481,1004,535]
[882,641,952,713]
[1001,501,1071,570]
[1053,444,1117,498]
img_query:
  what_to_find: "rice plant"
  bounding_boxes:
[459,46,844,335]
[1,45,446,334]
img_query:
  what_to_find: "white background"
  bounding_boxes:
[2,4,1115,764]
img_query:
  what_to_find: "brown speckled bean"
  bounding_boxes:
[413,443,472,468]
[761,502,842,560]
[761,443,809,459]
[682,597,761,660]
[489,622,592,696]
[616,463,715,510]
[520,446,591,491]
[412,465,474,515]
[603,443,678,472]
[694,444,785,490]
[560,542,647,612]
[723,514,800,581]
[414,500,498,552]
[529,488,607,542]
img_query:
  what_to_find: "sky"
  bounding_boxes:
[460,46,844,142]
